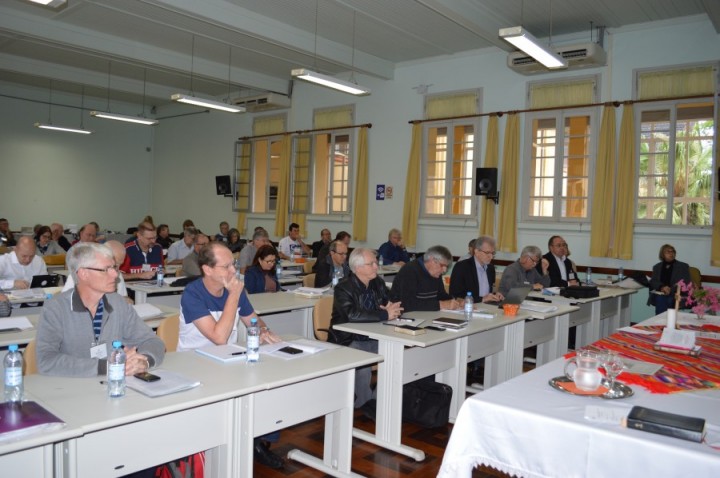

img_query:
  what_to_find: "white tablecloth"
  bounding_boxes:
[439,355,720,478]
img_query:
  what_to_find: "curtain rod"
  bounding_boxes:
[239,122,372,141]
[408,93,715,124]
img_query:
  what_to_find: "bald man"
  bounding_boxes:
[62,240,130,298]
[0,236,48,289]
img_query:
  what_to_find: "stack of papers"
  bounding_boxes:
[126,370,201,397]
[520,300,558,313]
[262,339,339,360]
[292,286,329,298]
[195,344,248,363]
[9,288,46,300]
[133,303,164,320]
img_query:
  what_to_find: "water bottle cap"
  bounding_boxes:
[112,340,122,348]
[8,344,18,352]
[467,292,472,296]
[250,317,257,324]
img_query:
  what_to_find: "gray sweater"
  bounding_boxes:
[36,289,165,377]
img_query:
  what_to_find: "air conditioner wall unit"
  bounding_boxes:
[231,93,291,112]
[507,42,607,75]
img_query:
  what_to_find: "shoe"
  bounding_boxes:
[254,441,284,469]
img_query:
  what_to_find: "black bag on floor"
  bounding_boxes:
[402,379,452,428]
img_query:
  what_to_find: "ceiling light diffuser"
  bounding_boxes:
[291,68,370,96]
[499,26,568,69]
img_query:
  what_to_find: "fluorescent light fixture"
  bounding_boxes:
[291,68,370,96]
[171,94,245,113]
[34,122,92,134]
[89,111,159,125]
[499,26,568,69]
[27,0,67,7]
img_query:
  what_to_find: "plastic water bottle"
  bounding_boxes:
[107,341,126,398]
[247,318,260,363]
[618,266,624,281]
[332,267,343,288]
[586,267,593,285]
[276,261,283,279]
[378,256,384,268]
[156,265,164,287]
[4,344,23,403]
[464,292,474,321]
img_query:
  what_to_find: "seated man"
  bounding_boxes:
[498,245,551,296]
[329,248,402,408]
[449,235,504,304]
[236,229,269,274]
[311,228,332,258]
[0,218,16,246]
[315,240,350,287]
[120,221,164,280]
[63,240,130,299]
[378,228,410,266]
[390,245,459,311]
[0,236,48,289]
[167,227,197,265]
[536,235,579,287]
[214,221,230,243]
[36,242,164,377]
[177,241,283,469]
[0,292,10,317]
[51,223,72,252]
[72,222,98,245]
[278,222,311,260]
[314,231,350,272]
[182,233,210,277]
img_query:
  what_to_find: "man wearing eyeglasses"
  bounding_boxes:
[390,245,459,311]
[315,240,350,287]
[36,242,165,377]
[0,236,48,290]
[181,233,210,277]
[62,240,131,300]
[498,245,551,296]
[450,236,504,304]
[120,221,164,281]
[536,235,580,288]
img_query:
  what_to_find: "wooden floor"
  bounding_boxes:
[254,410,513,478]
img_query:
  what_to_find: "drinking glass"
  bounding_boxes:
[603,351,624,395]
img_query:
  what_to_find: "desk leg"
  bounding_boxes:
[484,320,524,388]
[352,340,426,461]
[576,302,600,347]
[304,308,314,339]
[235,395,255,478]
[536,313,569,366]
[618,294,631,328]
[134,290,148,304]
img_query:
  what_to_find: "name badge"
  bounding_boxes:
[90,343,107,359]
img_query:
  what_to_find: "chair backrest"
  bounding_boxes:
[303,261,315,274]
[303,273,316,287]
[689,266,702,289]
[43,253,66,266]
[24,340,38,375]
[312,296,334,341]
[156,314,180,353]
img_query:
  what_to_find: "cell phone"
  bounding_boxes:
[423,325,446,332]
[395,324,423,331]
[278,346,303,355]
[133,372,161,382]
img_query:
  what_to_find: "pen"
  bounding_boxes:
[231,351,246,356]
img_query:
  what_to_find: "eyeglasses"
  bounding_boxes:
[332,251,348,256]
[262,258,276,264]
[525,256,540,265]
[552,243,568,248]
[41,234,51,239]
[478,249,496,257]
[214,263,235,271]
[434,258,450,269]
[83,265,119,273]
[196,242,209,247]
[363,261,379,267]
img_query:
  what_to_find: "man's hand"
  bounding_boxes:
[482,292,504,303]
[260,327,282,344]
[440,299,461,310]
[223,275,245,296]
[541,258,550,275]
[123,347,149,375]
[380,301,404,320]
[13,280,29,289]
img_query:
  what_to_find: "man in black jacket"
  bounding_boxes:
[535,235,579,288]
[449,236,504,303]
[315,240,350,287]
[329,247,403,408]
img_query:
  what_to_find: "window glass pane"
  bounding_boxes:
[529,118,557,217]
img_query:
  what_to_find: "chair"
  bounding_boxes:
[156,314,180,352]
[312,296,334,341]
[43,253,66,266]
[303,261,315,274]
[24,340,38,375]
[689,266,702,289]
[303,273,316,287]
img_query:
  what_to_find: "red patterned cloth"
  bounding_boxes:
[584,324,720,394]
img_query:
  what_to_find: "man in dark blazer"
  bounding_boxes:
[536,235,579,288]
[449,236,504,303]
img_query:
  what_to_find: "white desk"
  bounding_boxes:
[125,281,185,307]
[334,311,526,461]
[439,353,720,478]
[2,344,381,478]
[247,292,321,339]
[7,287,63,317]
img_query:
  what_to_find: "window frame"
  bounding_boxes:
[233,136,283,213]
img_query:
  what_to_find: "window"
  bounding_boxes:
[312,132,351,214]
[234,138,282,213]
[422,121,477,217]
[526,110,594,221]
[637,101,714,226]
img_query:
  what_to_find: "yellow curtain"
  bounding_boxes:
[713,105,720,267]
[401,123,422,247]
[479,115,499,236]
[314,106,353,129]
[637,66,714,100]
[253,115,285,136]
[426,92,478,119]
[274,135,292,237]
[589,106,616,257]
[611,105,635,260]
[234,142,251,235]
[352,127,369,241]
[497,114,519,253]
[530,79,595,109]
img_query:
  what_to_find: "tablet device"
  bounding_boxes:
[30,274,60,288]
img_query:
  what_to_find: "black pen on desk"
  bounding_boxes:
[231,351,246,356]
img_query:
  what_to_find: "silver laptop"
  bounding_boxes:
[488,286,532,307]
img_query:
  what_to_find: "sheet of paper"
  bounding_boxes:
[0,317,34,331]
[617,326,656,335]
[696,331,720,341]
[584,405,630,425]
[133,303,164,319]
[657,328,696,350]
[622,358,663,375]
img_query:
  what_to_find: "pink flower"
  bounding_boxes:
[678,280,720,315]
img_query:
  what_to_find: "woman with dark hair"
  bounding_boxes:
[244,245,281,294]
[227,228,245,253]
[649,244,691,315]
[34,225,65,256]
[156,224,173,249]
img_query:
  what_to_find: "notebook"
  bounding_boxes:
[0,401,65,443]
[30,274,60,288]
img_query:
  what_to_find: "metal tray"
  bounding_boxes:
[548,376,634,399]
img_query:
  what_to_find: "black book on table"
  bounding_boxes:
[625,405,706,443]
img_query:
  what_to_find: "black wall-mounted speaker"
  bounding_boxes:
[475,168,498,196]
[215,175,232,196]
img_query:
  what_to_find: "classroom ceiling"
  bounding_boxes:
[0,0,717,109]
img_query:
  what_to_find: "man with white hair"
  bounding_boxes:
[498,245,551,296]
[51,223,72,252]
[62,240,129,298]
[36,242,164,377]
[0,236,48,289]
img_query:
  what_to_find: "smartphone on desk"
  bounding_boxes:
[278,346,303,355]
[134,372,161,382]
